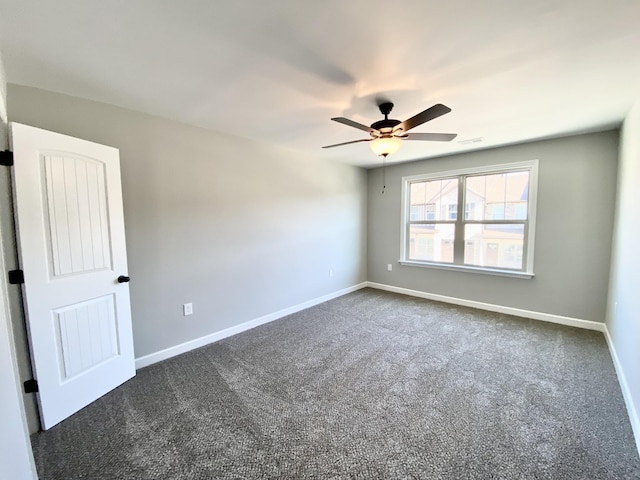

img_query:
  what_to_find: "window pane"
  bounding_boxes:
[409,224,455,263]
[505,171,529,220]
[464,224,525,269]
[466,171,529,221]
[410,179,458,221]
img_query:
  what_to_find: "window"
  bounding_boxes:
[401,161,538,277]
[447,204,457,220]
[425,204,436,220]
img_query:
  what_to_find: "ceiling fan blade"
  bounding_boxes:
[331,117,378,134]
[394,104,452,133]
[322,138,372,149]
[403,132,458,142]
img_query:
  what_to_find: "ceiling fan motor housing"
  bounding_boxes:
[371,119,401,132]
[371,102,401,134]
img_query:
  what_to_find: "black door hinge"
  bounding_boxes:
[24,379,38,394]
[8,269,24,284]
[0,150,13,167]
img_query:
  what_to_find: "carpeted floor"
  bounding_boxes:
[31,288,640,479]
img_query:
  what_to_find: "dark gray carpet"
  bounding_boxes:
[31,288,640,479]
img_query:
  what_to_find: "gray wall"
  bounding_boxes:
[607,99,640,446]
[0,52,38,479]
[7,84,367,360]
[367,132,618,322]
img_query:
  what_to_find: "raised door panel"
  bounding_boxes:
[43,154,112,278]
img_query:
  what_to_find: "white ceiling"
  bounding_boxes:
[1,1,639,168]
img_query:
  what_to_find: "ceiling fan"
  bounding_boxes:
[322,102,457,157]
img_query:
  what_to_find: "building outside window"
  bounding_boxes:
[401,161,538,276]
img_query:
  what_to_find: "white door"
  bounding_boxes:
[11,123,135,430]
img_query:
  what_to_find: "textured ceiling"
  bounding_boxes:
[1,1,639,167]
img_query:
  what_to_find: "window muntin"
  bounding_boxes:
[402,161,537,275]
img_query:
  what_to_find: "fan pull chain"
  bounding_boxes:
[382,155,386,194]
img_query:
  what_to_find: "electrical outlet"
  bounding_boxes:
[183,303,193,316]
[387,264,393,271]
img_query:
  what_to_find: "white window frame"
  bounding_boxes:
[400,160,538,278]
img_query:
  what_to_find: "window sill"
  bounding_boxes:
[398,260,535,279]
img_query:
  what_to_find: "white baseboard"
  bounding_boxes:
[135,282,368,369]
[603,325,640,455]
[365,282,606,332]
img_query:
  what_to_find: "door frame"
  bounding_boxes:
[0,217,38,478]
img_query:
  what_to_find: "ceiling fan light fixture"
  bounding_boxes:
[370,136,401,157]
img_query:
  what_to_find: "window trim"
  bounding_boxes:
[400,160,539,277]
